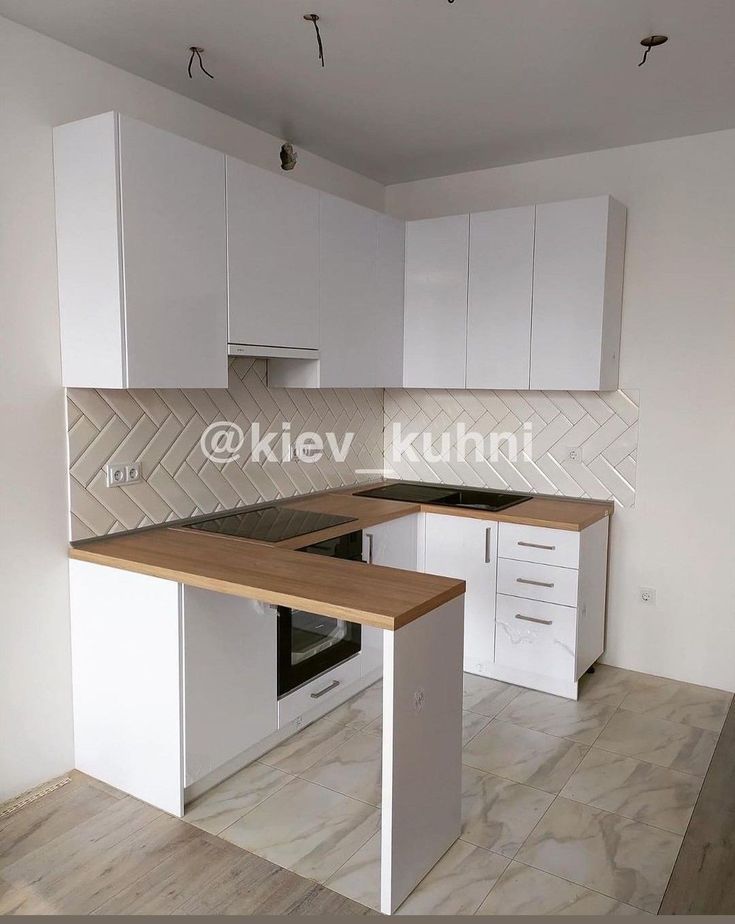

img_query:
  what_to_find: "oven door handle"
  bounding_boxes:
[310,679,341,699]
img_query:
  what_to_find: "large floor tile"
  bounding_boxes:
[477,860,645,915]
[463,674,522,718]
[184,762,294,835]
[497,689,617,745]
[327,682,383,730]
[220,777,379,883]
[577,664,664,707]
[462,719,587,793]
[301,733,382,806]
[327,834,509,915]
[619,679,732,733]
[366,709,489,747]
[560,747,702,834]
[461,767,554,857]
[516,797,682,912]
[259,715,357,774]
[595,711,718,777]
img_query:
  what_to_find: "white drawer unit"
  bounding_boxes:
[498,522,580,569]
[495,594,577,682]
[277,656,362,727]
[497,557,579,607]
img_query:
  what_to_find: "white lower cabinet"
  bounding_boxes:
[277,656,362,727]
[423,513,497,676]
[182,588,277,787]
[495,594,577,682]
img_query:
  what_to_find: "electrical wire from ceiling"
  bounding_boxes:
[304,13,325,67]
[187,45,214,78]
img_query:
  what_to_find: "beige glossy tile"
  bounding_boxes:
[328,682,383,730]
[577,664,665,706]
[461,767,554,857]
[363,714,382,738]
[325,830,381,911]
[561,747,702,834]
[301,733,382,806]
[517,797,682,912]
[478,860,646,915]
[619,679,732,733]
[462,719,588,793]
[595,711,718,777]
[461,711,491,747]
[184,762,294,835]
[220,777,379,883]
[463,674,522,718]
[259,715,358,774]
[497,689,618,744]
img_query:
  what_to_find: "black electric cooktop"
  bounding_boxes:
[355,482,531,512]
[184,507,357,543]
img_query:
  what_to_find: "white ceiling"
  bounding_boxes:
[3,0,735,184]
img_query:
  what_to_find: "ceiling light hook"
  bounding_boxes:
[303,14,325,68]
[188,46,214,79]
[638,34,668,67]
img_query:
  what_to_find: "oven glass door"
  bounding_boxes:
[278,608,361,697]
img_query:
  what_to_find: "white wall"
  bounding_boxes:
[0,14,382,802]
[387,131,735,692]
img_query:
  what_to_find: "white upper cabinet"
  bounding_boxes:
[467,206,535,389]
[54,112,228,388]
[403,215,469,388]
[226,158,319,353]
[530,195,626,391]
[269,194,405,388]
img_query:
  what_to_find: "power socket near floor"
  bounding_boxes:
[106,462,143,487]
[639,587,657,606]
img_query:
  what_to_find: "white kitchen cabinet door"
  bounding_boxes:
[372,212,406,387]
[423,513,496,674]
[182,587,277,787]
[54,112,228,388]
[226,158,319,351]
[467,206,534,389]
[403,215,469,388]
[530,195,626,391]
[361,514,420,675]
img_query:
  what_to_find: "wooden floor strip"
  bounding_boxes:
[660,696,735,914]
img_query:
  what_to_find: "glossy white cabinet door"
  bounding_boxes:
[226,158,319,350]
[54,112,228,388]
[372,212,406,387]
[423,513,496,673]
[531,195,626,391]
[182,587,277,787]
[404,215,469,388]
[467,206,534,389]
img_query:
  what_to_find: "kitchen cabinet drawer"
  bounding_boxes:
[497,557,578,607]
[278,656,361,727]
[495,594,576,681]
[498,522,580,569]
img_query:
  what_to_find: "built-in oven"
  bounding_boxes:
[277,530,363,698]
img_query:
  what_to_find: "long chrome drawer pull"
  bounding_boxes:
[485,526,493,563]
[518,541,556,551]
[310,680,341,699]
[516,577,555,588]
[515,613,553,626]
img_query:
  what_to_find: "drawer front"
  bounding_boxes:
[498,522,579,569]
[497,557,579,607]
[278,656,361,728]
[495,594,577,680]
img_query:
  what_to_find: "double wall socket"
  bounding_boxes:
[106,462,143,487]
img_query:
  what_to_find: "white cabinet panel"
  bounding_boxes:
[531,195,626,391]
[54,112,228,388]
[424,513,496,673]
[278,656,361,727]
[498,521,580,569]
[372,212,406,387]
[467,206,534,389]
[495,594,576,682]
[183,588,277,787]
[404,215,469,388]
[226,158,319,350]
[497,557,579,607]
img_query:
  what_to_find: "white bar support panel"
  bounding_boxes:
[380,595,464,914]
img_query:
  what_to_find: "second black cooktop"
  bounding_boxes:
[184,507,357,543]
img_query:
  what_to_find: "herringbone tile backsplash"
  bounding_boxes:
[67,359,638,540]
[67,359,384,540]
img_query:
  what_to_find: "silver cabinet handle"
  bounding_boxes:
[485,526,493,563]
[310,679,341,699]
[515,613,553,626]
[366,533,374,564]
[516,577,555,588]
[518,541,556,551]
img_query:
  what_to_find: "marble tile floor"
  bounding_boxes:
[183,665,731,915]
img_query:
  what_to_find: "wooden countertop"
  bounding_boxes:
[69,527,465,631]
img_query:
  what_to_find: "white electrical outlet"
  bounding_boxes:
[640,587,656,605]
[106,462,143,487]
[568,447,583,463]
